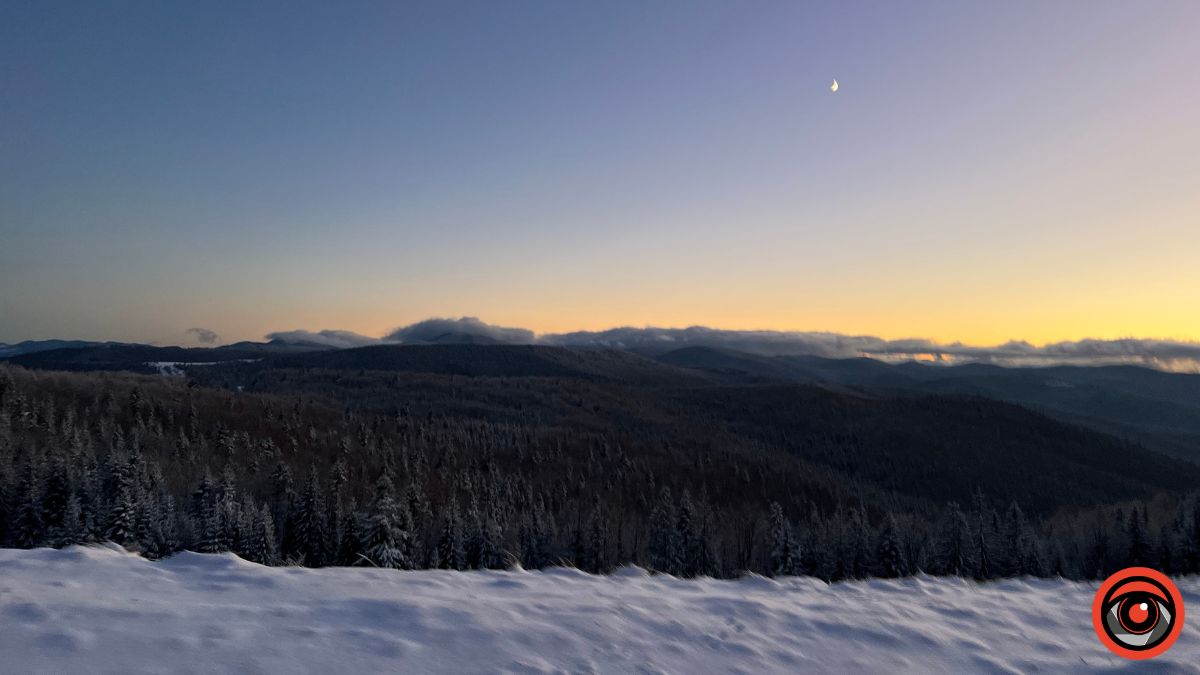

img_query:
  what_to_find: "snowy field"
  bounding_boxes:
[1,546,1197,674]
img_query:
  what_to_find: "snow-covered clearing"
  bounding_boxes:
[145,360,258,376]
[0,546,1196,674]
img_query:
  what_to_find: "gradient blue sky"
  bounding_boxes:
[2,1,1198,345]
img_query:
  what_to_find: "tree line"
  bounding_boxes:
[2,364,1199,580]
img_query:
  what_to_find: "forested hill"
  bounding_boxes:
[654,346,1200,461]
[3,357,1199,581]
[266,344,705,384]
[8,340,1200,463]
[192,356,1198,515]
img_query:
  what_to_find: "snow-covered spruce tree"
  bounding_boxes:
[58,493,87,547]
[336,500,364,566]
[244,504,278,565]
[931,502,974,576]
[584,499,608,573]
[875,512,908,578]
[283,466,328,566]
[143,495,180,559]
[466,504,486,569]
[41,457,72,536]
[519,496,555,569]
[233,499,256,561]
[269,460,293,541]
[479,515,503,570]
[1121,505,1147,567]
[195,472,225,553]
[676,491,714,577]
[404,480,432,565]
[438,493,466,570]
[971,489,996,580]
[364,472,410,569]
[997,501,1042,576]
[12,462,45,548]
[1157,520,1182,575]
[105,456,139,547]
[768,501,799,576]
[1086,527,1113,579]
[646,487,679,574]
[793,508,824,579]
[1188,497,1200,573]
[0,463,9,547]
[219,465,241,552]
[517,511,542,569]
[846,507,873,580]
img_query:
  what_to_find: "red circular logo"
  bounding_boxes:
[1092,567,1185,660]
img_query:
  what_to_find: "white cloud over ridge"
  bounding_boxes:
[266,318,1200,371]
[383,317,535,345]
[185,327,220,345]
[264,329,380,349]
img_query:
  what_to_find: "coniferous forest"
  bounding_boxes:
[2,348,1200,581]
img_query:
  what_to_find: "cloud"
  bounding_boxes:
[383,317,535,345]
[541,326,889,358]
[265,329,379,349]
[185,327,220,344]
[263,318,1200,372]
[541,326,1200,371]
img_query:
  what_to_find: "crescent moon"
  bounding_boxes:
[831,79,839,92]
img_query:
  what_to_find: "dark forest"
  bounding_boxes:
[2,347,1199,581]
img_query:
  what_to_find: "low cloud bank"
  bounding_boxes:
[383,317,535,345]
[546,327,1200,370]
[264,329,379,349]
[266,318,1200,371]
[185,327,220,345]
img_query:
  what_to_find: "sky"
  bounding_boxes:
[2,1,1198,347]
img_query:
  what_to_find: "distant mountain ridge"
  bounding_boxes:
[653,346,1200,461]
[0,339,125,358]
[5,337,1200,461]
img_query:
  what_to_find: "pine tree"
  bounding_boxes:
[875,512,908,578]
[584,500,608,573]
[479,515,502,570]
[58,493,86,547]
[847,507,873,579]
[1157,522,1181,575]
[1126,506,1149,567]
[143,496,179,559]
[196,473,225,553]
[337,502,364,566]
[269,460,293,538]
[106,458,139,547]
[768,502,798,576]
[519,497,554,569]
[438,494,466,570]
[647,488,679,574]
[13,463,44,548]
[41,458,72,533]
[1087,528,1113,578]
[246,504,278,565]
[404,481,431,564]
[284,467,328,566]
[220,465,241,551]
[972,489,995,579]
[998,501,1027,576]
[364,473,409,569]
[932,503,973,576]
[676,491,714,577]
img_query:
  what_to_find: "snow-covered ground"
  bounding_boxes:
[0,546,1196,674]
[145,360,258,376]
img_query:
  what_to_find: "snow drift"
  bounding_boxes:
[0,546,1197,674]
